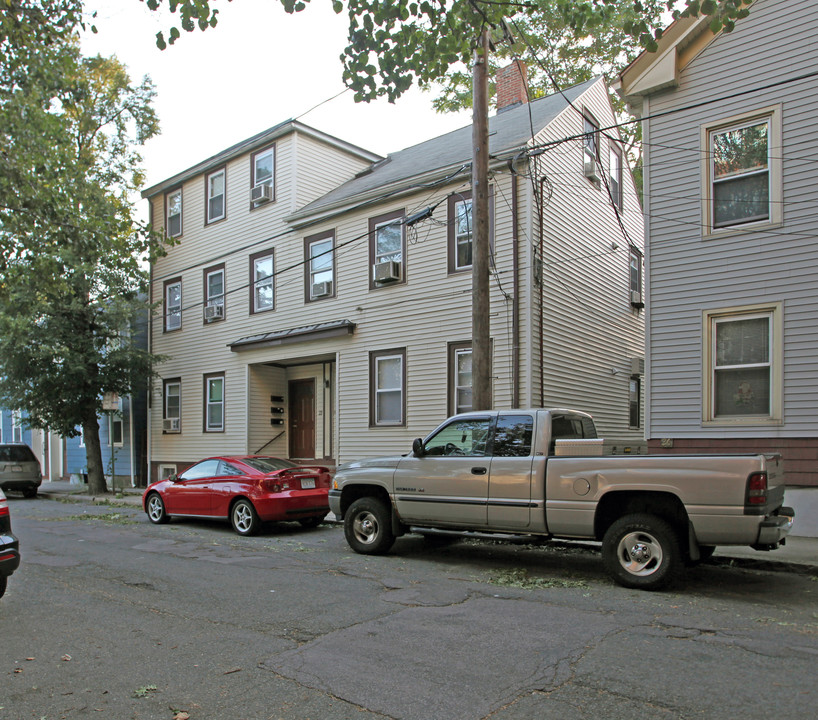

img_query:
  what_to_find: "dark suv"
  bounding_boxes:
[0,444,42,498]
[0,489,20,598]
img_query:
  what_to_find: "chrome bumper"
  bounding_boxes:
[756,506,794,546]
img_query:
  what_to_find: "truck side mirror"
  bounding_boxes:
[412,438,425,456]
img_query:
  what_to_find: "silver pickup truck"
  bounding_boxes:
[329,409,794,590]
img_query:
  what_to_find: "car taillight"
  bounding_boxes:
[262,478,289,493]
[0,497,8,517]
[746,472,768,506]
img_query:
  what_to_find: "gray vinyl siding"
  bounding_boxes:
[643,0,818,438]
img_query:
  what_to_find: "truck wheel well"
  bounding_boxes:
[339,484,391,518]
[595,491,689,542]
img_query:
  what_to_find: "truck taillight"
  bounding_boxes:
[746,472,768,506]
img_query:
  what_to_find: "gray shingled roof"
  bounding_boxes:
[289,77,600,223]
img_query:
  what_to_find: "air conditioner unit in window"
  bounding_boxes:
[312,281,332,298]
[373,260,401,283]
[631,290,645,308]
[584,156,600,182]
[204,304,224,321]
[163,418,180,432]
[251,183,273,203]
[630,357,645,376]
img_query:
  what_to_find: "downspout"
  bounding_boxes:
[511,172,520,408]
[129,394,135,487]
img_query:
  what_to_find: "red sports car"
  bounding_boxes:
[142,456,331,536]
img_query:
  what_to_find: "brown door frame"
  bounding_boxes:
[288,379,316,459]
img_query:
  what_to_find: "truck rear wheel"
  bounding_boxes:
[602,513,682,590]
[344,497,395,555]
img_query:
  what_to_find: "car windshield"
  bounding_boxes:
[240,456,299,473]
[0,446,36,462]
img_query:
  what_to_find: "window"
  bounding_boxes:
[305,231,334,301]
[206,168,226,223]
[703,107,781,234]
[493,415,534,457]
[163,379,181,433]
[582,112,600,182]
[629,376,641,429]
[166,188,182,238]
[704,304,782,423]
[629,247,643,307]
[370,349,405,426]
[449,194,473,271]
[250,250,274,313]
[109,413,123,447]
[204,374,225,432]
[448,342,472,415]
[182,459,220,480]
[422,417,491,456]
[369,209,405,288]
[203,264,225,322]
[252,146,275,196]
[11,410,23,443]
[164,278,182,332]
[609,144,623,209]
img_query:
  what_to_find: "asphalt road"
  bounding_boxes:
[1,496,816,720]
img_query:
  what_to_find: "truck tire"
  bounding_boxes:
[344,497,395,555]
[602,513,682,590]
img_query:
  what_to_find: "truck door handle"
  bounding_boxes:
[471,467,487,475]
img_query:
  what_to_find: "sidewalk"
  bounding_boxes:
[33,481,817,574]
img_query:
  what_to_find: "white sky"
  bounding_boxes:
[80,0,473,191]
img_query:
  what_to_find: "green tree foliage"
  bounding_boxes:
[145,0,754,102]
[0,1,164,493]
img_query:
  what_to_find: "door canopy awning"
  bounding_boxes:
[228,319,356,352]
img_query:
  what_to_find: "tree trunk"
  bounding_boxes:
[82,415,107,494]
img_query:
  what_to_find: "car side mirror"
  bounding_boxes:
[412,438,425,456]
[170,473,180,482]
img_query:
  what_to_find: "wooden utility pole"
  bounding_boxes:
[471,27,492,411]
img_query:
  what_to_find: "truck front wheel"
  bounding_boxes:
[602,513,682,590]
[344,497,395,555]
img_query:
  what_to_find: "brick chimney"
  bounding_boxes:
[496,60,528,114]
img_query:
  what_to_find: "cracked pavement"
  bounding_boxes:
[2,497,816,720]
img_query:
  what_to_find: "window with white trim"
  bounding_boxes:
[12,410,23,443]
[204,374,225,432]
[704,304,781,423]
[370,349,405,426]
[166,188,182,238]
[206,168,226,223]
[164,279,182,332]
[251,251,274,313]
[109,413,123,447]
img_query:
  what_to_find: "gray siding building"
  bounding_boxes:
[617,0,818,533]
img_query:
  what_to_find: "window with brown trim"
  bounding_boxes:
[166,188,182,238]
[206,167,226,224]
[304,230,335,302]
[447,341,473,415]
[163,277,182,332]
[251,145,275,207]
[203,263,225,323]
[369,209,405,289]
[163,378,181,434]
[204,373,225,432]
[369,348,406,426]
[249,249,274,314]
